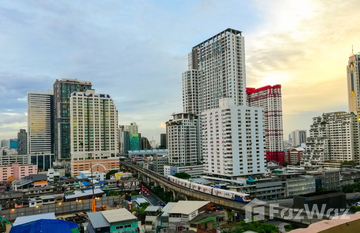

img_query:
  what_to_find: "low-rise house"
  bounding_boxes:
[165,201,210,231]
[189,211,227,233]
[87,208,138,233]
[144,206,162,231]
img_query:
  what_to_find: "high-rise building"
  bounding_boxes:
[183,28,246,114]
[301,112,359,166]
[27,90,55,171]
[247,85,284,164]
[122,131,130,154]
[1,139,9,148]
[202,99,265,177]
[17,129,27,155]
[9,139,18,150]
[347,52,360,112]
[129,133,141,150]
[166,113,200,166]
[124,122,138,134]
[160,133,166,149]
[70,90,119,176]
[53,79,92,161]
[290,130,307,147]
[141,137,152,150]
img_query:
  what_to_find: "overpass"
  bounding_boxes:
[121,162,329,227]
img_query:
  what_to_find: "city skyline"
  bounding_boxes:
[1,0,359,141]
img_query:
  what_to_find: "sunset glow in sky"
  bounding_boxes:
[0,0,360,142]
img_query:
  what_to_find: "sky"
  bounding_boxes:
[0,0,360,143]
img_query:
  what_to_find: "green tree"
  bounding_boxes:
[106,170,119,179]
[222,221,279,233]
[282,162,289,167]
[108,190,120,196]
[173,172,191,179]
[341,161,356,167]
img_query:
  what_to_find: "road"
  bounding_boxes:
[142,188,164,206]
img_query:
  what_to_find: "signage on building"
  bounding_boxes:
[117,180,141,191]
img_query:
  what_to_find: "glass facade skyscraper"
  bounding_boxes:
[53,79,92,161]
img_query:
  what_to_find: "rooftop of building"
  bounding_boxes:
[145,206,162,212]
[101,208,137,223]
[161,202,177,217]
[87,212,110,228]
[14,213,56,226]
[189,211,226,223]
[290,211,360,233]
[246,85,282,94]
[64,189,103,200]
[168,201,209,215]
[11,219,78,233]
[193,28,242,48]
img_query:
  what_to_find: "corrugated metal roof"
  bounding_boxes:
[168,201,209,215]
[101,208,137,223]
[87,212,109,228]
[161,202,177,216]
[14,213,56,226]
[64,189,103,200]
[10,219,77,233]
[145,206,161,212]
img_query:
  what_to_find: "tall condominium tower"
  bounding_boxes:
[70,90,119,176]
[166,113,201,166]
[17,129,27,155]
[347,52,360,112]
[183,28,246,114]
[160,133,166,149]
[53,79,92,161]
[27,90,55,170]
[246,85,284,164]
[1,139,9,148]
[290,129,307,147]
[124,122,138,134]
[202,99,265,177]
[301,112,359,166]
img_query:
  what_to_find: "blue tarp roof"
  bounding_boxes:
[98,180,104,183]
[10,219,78,233]
[82,181,90,186]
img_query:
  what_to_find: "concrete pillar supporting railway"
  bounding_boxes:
[172,190,176,201]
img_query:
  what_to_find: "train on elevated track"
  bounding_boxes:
[167,175,250,203]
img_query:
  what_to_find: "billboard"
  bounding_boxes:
[117,179,141,192]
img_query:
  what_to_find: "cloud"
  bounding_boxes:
[159,123,166,129]
[0,0,358,142]
[246,0,360,137]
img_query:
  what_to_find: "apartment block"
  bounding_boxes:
[285,147,304,165]
[27,90,55,171]
[70,90,119,176]
[183,28,246,114]
[302,112,359,166]
[166,113,201,167]
[247,85,284,164]
[54,79,92,161]
[290,129,307,146]
[0,163,38,182]
[202,98,265,177]
[17,129,27,155]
